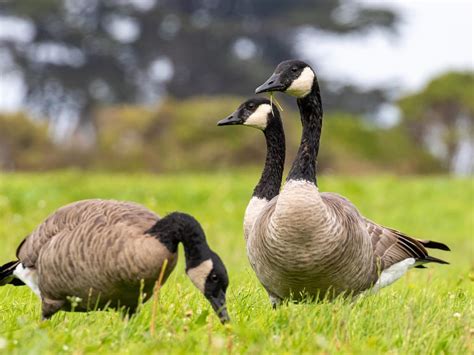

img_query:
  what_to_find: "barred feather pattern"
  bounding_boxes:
[16,199,177,311]
[248,61,448,302]
[247,181,448,301]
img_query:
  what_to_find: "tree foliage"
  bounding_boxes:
[398,71,474,174]
[0,0,398,127]
[0,96,442,173]
[0,113,59,170]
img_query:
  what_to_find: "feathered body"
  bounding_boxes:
[247,60,450,303]
[248,185,448,301]
[14,199,177,314]
[247,184,373,299]
[1,199,230,322]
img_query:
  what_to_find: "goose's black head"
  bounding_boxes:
[217,97,279,131]
[149,212,230,324]
[255,59,315,98]
[186,251,230,324]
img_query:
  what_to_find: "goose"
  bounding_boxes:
[217,97,285,241]
[0,200,230,322]
[217,97,286,305]
[236,59,450,306]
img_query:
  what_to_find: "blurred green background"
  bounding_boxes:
[0,0,472,175]
[1,71,472,175]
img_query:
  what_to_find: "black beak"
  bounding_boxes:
[255,73,286,94]
[209,290,230,324]
[217,112,242,126]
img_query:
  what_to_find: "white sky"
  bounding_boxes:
[298,0,474,96]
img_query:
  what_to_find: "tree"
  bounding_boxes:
[0,0,398,131]
[0,112,58,170]
[398,71,474,175]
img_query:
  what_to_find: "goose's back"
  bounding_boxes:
[18,200,177,310]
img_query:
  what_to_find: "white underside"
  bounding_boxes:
[244,196,269,240]
[13,264,41,299]
[371,258,415,293]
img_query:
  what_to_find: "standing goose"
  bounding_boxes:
[217,98,286,305]
[217,97,285,241]
[0,200,229,322]
[242,59,450,306]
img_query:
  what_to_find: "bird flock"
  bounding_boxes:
[0,60,449,324]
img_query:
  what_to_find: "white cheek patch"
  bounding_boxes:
[285,67,315,98]
[244,104,271,130]
[187,259,213,293]
[13,263,41,299]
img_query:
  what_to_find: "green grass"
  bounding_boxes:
[0,171,472,354]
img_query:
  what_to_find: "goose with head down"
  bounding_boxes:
[238,59,451,306]
[0,200,230,323]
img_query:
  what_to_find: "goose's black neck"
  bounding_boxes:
[253,110,285,200]
[147,212,211,270]
[286,78,323,185]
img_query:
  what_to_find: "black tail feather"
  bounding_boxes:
[419,240,451,251]
[421,255,450,265]
[9,278,25,286]
[0,260,24,286]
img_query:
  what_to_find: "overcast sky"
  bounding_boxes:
[298,0,473,95]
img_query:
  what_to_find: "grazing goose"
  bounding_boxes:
[243,59,450,306]
[217,97,285,241]
[0,200,229,322]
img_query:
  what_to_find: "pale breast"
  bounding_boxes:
[243,196,269,241]
[247,183,378,300]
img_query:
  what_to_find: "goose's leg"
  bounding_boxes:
[262,284,282,308]
[41,298,65,320]
[268,292,282,309]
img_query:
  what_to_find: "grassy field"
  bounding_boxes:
[0,171,472,354]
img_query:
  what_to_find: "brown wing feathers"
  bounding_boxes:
[385,226,450,262]
[367,219,449,270]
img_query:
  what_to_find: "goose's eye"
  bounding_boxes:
[291,66,298,72]
[210,274,219,282]
[247,103,255,110]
